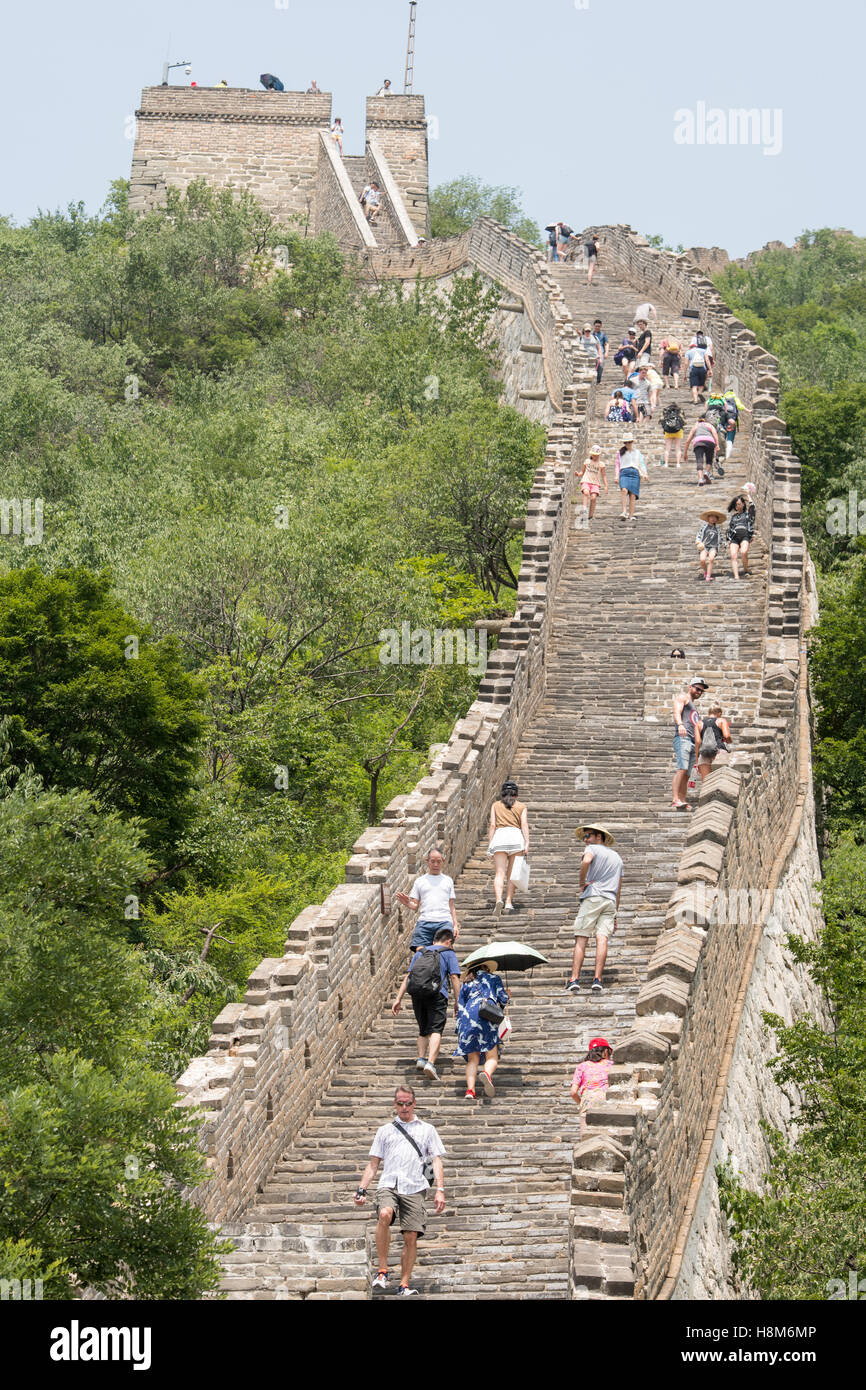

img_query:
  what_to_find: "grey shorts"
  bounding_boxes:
[377,1188,427,1235]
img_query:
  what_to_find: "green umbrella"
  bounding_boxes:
[461,940,548,973]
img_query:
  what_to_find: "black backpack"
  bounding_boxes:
[407,948,443,1000]
[696,332,708,349]
[662,404,684,432]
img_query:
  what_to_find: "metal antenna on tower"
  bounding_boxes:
[403,1,418,94]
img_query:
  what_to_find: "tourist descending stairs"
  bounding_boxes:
[217,261,766,1300]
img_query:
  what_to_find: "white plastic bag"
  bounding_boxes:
[509,855,530,891]
[498,1015,512,1043]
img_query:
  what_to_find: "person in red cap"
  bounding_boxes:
[570,1038,613,1135]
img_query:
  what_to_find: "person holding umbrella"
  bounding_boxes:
[458,941,548,1098]
[455,958,510,1100]
[565,824,623,996]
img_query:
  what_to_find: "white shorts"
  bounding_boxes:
[487,827,525,856]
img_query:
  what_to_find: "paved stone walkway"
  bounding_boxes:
[217,263,766,1300]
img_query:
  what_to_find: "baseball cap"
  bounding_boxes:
[690,677,709,690]
[589,1037,611,1050]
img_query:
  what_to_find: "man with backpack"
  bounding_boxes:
[391,926,461,1082]
[661,337,682,389]
[704,394,728,477]
[686,337,710,404]
[722,390,745,458]
[660,400,686,467]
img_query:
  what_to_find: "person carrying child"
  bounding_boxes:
[727,493,756,578]
[696,706,733,780]
[570,1037,613,1136]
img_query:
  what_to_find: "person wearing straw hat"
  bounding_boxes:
[615,435,648,522]
[696,508,725,582]
[575,445,608,522]
[577,323,603,374]
[565,824,623,996]
[455,957,510,1100]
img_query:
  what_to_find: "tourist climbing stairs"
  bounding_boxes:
[217,260,765,1300]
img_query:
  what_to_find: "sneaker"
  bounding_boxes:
[423,1060,440,1081]
[591,978,603,993]
[415,1057,427,1072]
[464,1089,476,1100]
[398,1285,420,1297]
[504,902,515,913]
[565,978,580,994]
[493,900,504,918]
[481,1069,495,1097]
[372,1273,389,1291]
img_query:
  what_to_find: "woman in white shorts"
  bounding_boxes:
[487,780,530,915]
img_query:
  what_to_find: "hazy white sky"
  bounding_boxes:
[2,0,863,256]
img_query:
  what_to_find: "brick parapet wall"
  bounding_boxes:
[129,87,328,222]
[129,87,428,243]
[314,134,376,251]
[365,97,429,238]
[566,226,810,1300]
[176,220,598,1223]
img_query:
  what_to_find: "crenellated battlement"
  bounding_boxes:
[129,85,429,244]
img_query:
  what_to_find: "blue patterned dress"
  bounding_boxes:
[455,971,509,1058]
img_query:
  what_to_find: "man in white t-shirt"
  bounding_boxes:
[396,848,459,958]
[565,824,623,996]
[354,1085,446,1297]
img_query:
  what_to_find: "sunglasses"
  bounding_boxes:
[395,1099,415,1106]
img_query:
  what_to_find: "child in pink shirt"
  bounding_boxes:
[571,1038,613,1135]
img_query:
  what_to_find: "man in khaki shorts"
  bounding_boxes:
[353,1086,446,1297]
[565,823,623,996]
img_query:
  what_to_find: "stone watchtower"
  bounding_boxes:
[129,85,429,248]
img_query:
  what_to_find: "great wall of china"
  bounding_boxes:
[131,85,825,1300]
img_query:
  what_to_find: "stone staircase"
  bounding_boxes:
[217,261,766,1300]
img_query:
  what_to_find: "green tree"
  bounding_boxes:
[0,568,205,858]
[810,557,866,828]
[718,838,866,1299]
[429,175,541,245]
[0,783,225,1297]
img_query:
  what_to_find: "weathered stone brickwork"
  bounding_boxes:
[672,784,825,1299]
[365,97,429,238]
[129,86,430,245]
[564,225,822,1301]
[130,88,331,222]
[150,188,821,1296]
[175,222,597,1224]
